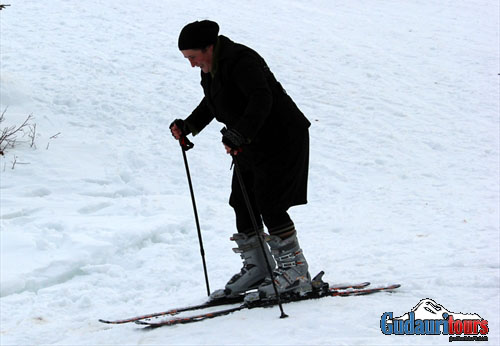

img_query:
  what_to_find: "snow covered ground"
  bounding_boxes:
[1,0,498,345]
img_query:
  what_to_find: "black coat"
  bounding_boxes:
[185,35,311,212]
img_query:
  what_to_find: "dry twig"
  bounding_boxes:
[29,123,37,148]
[0,109,34,155]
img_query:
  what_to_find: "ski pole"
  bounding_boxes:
[231,154,288,319]
[178,136,211,297]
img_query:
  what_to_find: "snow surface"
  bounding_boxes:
[1,0,499,345]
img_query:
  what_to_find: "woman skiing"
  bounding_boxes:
[170,20,312,300]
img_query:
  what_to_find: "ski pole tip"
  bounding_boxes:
[280,312,289,319]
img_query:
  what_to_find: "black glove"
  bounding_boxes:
[221,127,246,151]
[169,119,188,137]
[170,119,194,150]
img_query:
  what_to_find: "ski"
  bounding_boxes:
[98,296,244,325]
[136,304,247,327]
[99,273,370,325]
[136,282,400,328]
[332,284,400,296]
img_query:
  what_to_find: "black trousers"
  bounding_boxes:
[229,159,295,236]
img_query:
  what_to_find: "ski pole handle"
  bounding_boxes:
[180,136,194,151]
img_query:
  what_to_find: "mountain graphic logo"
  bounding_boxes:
[380,298,489,342]
[393,298,482,321]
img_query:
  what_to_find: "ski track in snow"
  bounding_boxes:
[0,0,498,345]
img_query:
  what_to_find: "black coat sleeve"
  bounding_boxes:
[184,97,215,136]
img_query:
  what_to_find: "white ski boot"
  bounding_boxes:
[245,232,312,302]
[210,232,275,300]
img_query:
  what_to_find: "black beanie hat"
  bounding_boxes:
[178,20,220,50]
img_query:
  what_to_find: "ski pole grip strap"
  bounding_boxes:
[180,136,194,151]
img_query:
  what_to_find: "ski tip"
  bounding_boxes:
[98,318,134,325]
[329,281,371,290]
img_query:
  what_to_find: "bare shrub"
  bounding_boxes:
[0,108,36,156]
